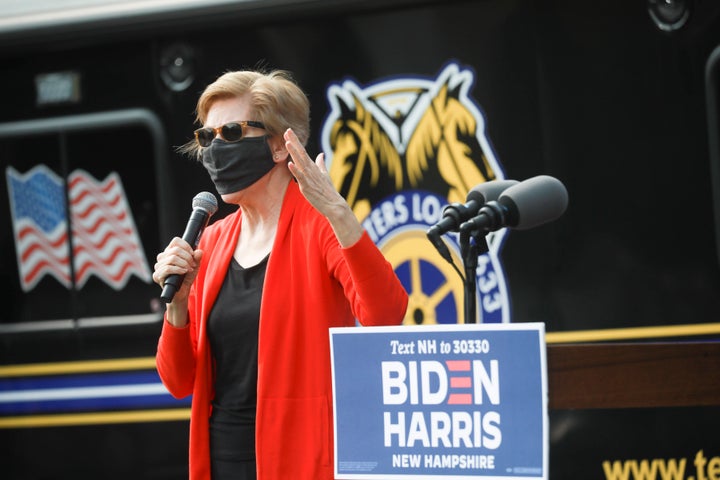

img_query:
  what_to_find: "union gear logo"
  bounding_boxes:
[322,62,510,324]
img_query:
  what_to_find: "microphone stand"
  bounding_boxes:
[460,228,489,324]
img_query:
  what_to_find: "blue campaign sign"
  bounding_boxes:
[330,323,548,480]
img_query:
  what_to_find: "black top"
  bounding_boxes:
[207,255,268,462]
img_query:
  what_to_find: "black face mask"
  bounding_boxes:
[201,136,276,195]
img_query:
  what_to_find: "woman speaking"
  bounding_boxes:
[153,68,409,480]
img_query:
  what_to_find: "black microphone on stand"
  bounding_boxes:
[160,191,218,303]
[459,175,568,234]
[458,175,568,324]
[427,179,518,263]
[427,180,520,238]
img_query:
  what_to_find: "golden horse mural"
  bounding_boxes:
[325,66,506,325]
[327,78,497,219]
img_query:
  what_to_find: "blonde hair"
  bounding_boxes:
[179,69,310,159]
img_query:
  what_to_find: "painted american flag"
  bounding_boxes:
[6,164,152,292]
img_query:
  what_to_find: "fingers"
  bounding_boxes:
[284,128,318,176]
[284,128,308,163]
[284,128,326,180]
[152,237,198,287]
[315,152,327,174]
[283,128,348,218]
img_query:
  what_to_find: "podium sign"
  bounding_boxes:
[330,323,548,479]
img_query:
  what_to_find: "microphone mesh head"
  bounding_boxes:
[500,175,568,229]
[192,191,219,215]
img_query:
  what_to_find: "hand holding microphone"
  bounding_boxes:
[158,192,218,303]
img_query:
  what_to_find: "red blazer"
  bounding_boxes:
[156,180,408,480]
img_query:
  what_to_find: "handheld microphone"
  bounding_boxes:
[160,191,218,303]
[459,175,568,234]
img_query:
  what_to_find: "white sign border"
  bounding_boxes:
[330,322,548,480]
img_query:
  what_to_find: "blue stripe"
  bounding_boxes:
[0,370,191,416]
[0,394,192,415]
[0,371,161,392]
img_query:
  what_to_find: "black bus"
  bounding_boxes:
[1,0,719,478]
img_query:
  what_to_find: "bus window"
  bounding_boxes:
[1,111,165,332]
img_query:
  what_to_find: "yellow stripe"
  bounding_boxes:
[0,408,190,429]
[546,322,720,343]
[0,357,156,377]
[1,322,719,378]
[0,324,717,428]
